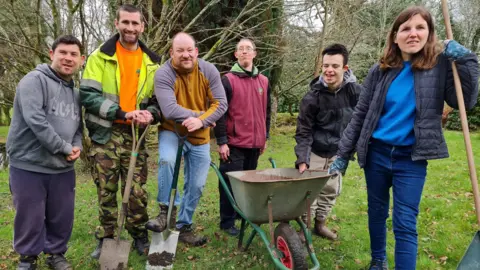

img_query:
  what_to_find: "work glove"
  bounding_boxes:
[328,157,349,175]
[443,40,472,60]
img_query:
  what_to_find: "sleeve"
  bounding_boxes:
[198,62,228,127]
[294,91,318,168]
[80,52,122,120]
[213,75,232,145]
[146,94,162,124]
[266,82,272,140]
[154,65,200,121]
[18,75,72,155]
[443,51,479,110]
[337,65,377,159]
[72,112,83,150]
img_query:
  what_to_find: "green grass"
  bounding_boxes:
[0,126,8,143]
[1,128,480,269]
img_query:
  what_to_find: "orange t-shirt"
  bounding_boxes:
[114,41,143,124]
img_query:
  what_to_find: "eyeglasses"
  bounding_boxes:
[237,47,254,52]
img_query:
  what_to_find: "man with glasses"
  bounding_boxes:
[214,38,271,236]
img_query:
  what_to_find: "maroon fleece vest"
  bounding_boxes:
[224,72,269,148]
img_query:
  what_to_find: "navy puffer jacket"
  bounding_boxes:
[337,52,479,168]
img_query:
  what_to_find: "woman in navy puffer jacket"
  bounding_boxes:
[329,6,479,270]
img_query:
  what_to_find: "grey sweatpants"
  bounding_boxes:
[309,153,342,219]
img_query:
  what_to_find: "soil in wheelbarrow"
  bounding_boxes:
[237,172,294,182]
[148,251,175,267]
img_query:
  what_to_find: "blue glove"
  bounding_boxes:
[443,40,472,60]
[328,157,349,175]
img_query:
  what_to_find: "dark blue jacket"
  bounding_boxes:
[337,52,479,168]
[295,70,362,167]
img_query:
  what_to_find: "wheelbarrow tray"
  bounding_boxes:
[457,231,480,269]
[226,168,332,224]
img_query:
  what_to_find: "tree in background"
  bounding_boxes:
[0,0,285,125]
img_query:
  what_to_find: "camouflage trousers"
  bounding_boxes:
[89,124,149,239]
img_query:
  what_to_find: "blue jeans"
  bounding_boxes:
[157,130,211,229]
[365,139,427,270]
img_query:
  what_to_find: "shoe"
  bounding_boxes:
[368,259,388,270]
[221,226,240,236]
[133,235,150,256]
[146,204,176,233]
[179,224,208,246]
[90,238,107,260]
[46,254,72,270]
[312,217,337,241]
[17,255,37,270]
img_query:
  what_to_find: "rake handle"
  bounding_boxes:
[441,0,480,227]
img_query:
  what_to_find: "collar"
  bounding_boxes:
[100,33,161,63]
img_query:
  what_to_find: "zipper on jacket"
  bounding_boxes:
[411,72,420,159]
[136,63,157,108]
[363,69,401,151]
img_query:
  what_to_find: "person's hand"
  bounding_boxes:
[136,110,153,127]
[125,110,146,125]
[66,146,81,161]
[138,110,153,124]
[126,110,153,125]
[443,39,472,60]
[182,117,203,132]
[218,144,230,161]
[298,163,307,174]
[328,157,349,175]
[260,141,267,155]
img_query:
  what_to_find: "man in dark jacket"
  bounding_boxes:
[7,35,85,270]
[295,43,361,240]
[214,38,271,236]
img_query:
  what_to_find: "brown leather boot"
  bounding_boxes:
[145,204,176,232]
[312,217,337,241]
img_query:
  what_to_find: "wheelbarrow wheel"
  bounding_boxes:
[274,223,308,270]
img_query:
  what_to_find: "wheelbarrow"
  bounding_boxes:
[210,159,333,270]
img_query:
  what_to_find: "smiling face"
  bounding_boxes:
[322,54,347,90]
[115,10,144,46]
[170,33,198,71]
[394,14,429,61]
[49,43,84,81]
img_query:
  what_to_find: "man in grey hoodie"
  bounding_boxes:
[7,35,85,270]
[295,44,362,241]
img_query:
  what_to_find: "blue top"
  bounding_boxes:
[372,61,416,146]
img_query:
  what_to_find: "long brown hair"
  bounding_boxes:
[380,6,441,70]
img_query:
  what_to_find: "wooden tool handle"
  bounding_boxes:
[441,0,480,227]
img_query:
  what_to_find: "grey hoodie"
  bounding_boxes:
[315,69,357,91]
[7,64,83,174]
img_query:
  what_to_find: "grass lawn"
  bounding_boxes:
[0,126,8,143]
[0,126,479,269]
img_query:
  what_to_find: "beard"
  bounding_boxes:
[120,31,139,45]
